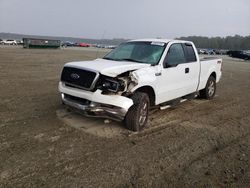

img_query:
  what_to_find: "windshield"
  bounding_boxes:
[103,41,166,65]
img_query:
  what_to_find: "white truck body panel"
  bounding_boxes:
[198,58,222,90]
[66,59,150,77]
[59,82,133,111]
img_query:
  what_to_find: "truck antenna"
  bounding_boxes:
[95,31,106,59]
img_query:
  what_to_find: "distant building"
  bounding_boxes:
[23,38,61,49]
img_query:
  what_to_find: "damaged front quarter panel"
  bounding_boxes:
[97,70,139,96]
[126,66,159,94]
[113,70,139,95]
[103,67,157,96]
[127,71,139,92]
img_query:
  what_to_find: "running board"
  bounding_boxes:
[159,92,198,110]
[160,105,171,110]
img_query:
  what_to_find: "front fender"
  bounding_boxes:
[129,67,158,93]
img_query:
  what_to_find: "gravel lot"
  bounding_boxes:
[0,46,250,187]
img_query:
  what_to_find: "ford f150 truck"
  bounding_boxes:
[59,39,222,131]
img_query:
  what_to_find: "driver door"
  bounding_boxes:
[156,43,189,104]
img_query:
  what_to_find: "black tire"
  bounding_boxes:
[200,76,216,99]
[125,92,149,132]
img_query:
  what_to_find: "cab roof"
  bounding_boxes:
[130,38,191,44]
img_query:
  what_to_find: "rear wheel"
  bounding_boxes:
[200,76,216,99]
[125,92,149,132]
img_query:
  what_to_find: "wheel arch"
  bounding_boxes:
[210,71,216,80]
[132,86,156,106]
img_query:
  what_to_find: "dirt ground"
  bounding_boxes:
[0,46,250,188]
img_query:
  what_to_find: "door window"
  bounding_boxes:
[165,44,186,67]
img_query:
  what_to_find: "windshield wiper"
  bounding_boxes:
[119,58,144,63]
[103,57,118,61]
[104,57,145,64]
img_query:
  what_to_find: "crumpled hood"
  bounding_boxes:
[65,58,150,77]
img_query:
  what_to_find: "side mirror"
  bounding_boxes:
[163,51,179,68]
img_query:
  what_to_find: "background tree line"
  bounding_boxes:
[177,35,250,50]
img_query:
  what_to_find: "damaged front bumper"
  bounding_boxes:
[59,82,133,121]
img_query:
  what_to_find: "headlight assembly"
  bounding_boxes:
[96,75,127,93]
[102,79,120,92]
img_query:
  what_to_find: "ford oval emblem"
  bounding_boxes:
[70,73,80,79]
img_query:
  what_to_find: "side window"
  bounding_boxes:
[184,44,197,62]
[164,43,186,67]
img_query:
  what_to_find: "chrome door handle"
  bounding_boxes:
[155,72,162,76]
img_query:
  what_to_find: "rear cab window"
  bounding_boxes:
[183,43,197,62]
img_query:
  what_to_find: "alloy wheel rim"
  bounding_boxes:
[208,80,215,97]
[139,101,147,126]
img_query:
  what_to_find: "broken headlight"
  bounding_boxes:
[102,79,119,92]
[98,78,125,93]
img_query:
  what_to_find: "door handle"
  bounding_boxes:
[155,72,162,76]
[185,68,189,74]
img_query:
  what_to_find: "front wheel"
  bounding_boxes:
[125,92,149,132]
[200,76,216,99]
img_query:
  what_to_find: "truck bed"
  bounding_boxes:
[200,56,220,61]
[198,57,222,91]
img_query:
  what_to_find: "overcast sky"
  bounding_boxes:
[0,0,249,39]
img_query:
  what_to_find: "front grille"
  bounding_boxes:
[61,67,98,90]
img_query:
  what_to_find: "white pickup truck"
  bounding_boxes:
[59,39,222,131]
